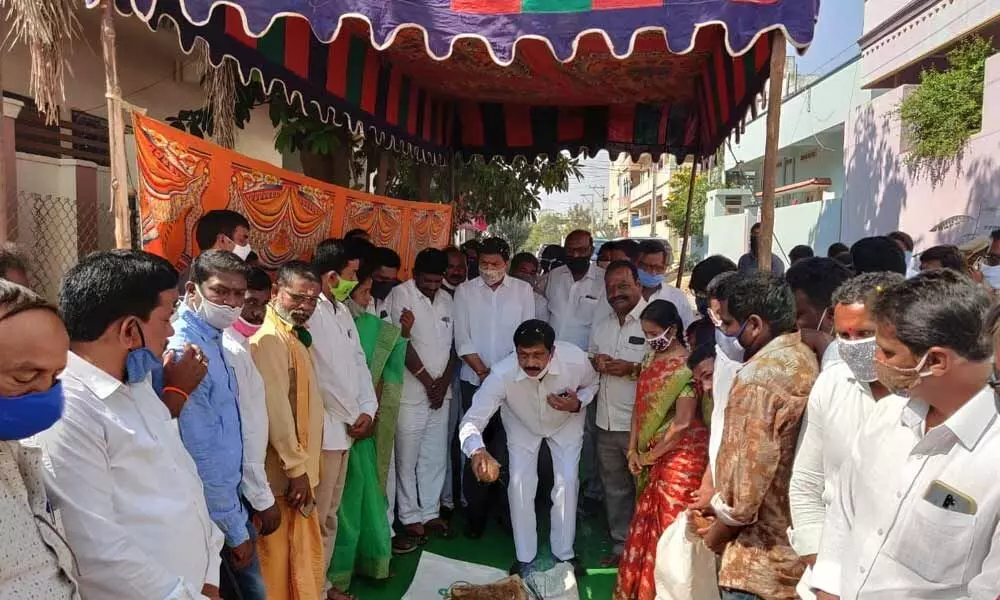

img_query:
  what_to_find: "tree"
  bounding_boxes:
[524,212,567,253]
[489,218,532,253]
[563,204,594,233]
[899,35,994,164]
[664,165,710,237]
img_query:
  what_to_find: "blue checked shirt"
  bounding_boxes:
[169,304,249,548]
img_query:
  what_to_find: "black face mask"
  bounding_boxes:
[371,280,396,301]
[566,257,591,276]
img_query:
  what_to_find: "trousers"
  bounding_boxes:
[220,520,267,600]
[395,395,451,525]
[441,373,465,510]
[505,409,585,563]
[461,381,510,533]
[596,428,635,554]
[314,448,350,570]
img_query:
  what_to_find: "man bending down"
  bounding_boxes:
[459,319,599,576]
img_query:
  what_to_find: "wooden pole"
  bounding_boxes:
[0,19,8,243]
[675,159,699,288]
[101,0,132,249]
[374,150,389,196]
[418,164,431,201]
[758,32,786,273]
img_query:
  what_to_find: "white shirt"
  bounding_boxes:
[588,297,649,431]
[545,264,610,350]
[645,284,696,329]
[459,342,600,456]
[40,352,224,600]
[309,294,379,450]
[708,349,743,477]
[454,275,535,386]
[222,328,274,512]
[813,386,1000,599]
[789,360,876,557]
[534,292,550,323]
[384,280,455,405]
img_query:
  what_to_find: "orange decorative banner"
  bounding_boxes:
[133,113,453,278]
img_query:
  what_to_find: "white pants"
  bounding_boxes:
[395,396,451,525]
[506,410,584,563]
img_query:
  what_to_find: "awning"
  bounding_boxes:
[92,0,820,163]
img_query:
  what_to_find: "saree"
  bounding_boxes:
[327,312,406,589]
[614,352,711,600]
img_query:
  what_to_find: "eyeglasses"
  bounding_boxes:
[282,290,320,306]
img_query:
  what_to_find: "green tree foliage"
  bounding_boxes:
[488,218,533,253]
[524,211,568,253]
[899,36,994,163]
[664,165,709,237]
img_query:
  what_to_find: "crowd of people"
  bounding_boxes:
[2,213,1000,600]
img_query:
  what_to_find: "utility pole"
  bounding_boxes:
[649,157,658,237]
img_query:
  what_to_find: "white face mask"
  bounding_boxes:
[194,286,242,330]
[838,336,878,383]
[982,264,1000,289]
[233,243,253,261]
[481,268,505,286]
[526,364,550,381]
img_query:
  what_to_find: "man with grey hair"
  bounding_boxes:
[0,242,30,288]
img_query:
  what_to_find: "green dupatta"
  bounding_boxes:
[327,312,407,590]
[634,356,712,496]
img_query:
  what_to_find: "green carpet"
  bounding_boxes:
[348,507,618,599]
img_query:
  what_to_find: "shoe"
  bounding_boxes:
[391,535,419,555]
[509,560,532,576]
[463,523,485,539]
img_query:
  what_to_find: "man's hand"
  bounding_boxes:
[348,414,374,439]
[427,378,447,410]
[253,503,282,536]
[400,309,415,338]
[816,592,840,600]
[229,539,255,571]
[546,390,582,413]
[201,584,221,599]
[474,368,491,382]
[470,448,500,483]
[591,353,612,373]
[701,518,740,555]
[604,359,636,378]
[162,344,208,393]
[286,474,312,509]
[688,481,715,511]
[802,554,817,568]
[627,451,642,476]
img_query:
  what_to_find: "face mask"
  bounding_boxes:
[982,264,1000,289]
[646,330,674,353]
[637,269,664,289]
[904,251,913,266]
[695,296,709,317]
[597,260,610,269]
[124,319,164,389]
[566,257,591,276]
[344,297,367,319]
[515,273,537,288]
[715,322,747,363]
[481,268,505,286]
[232,316,262,339]
[838,337,878,383]
[331,277,359,302]
[194,286,242,330]
[526,364,550,381]
[233,243,252,261]
[875,353,931,397]
[0,381,64,440]
[371,280,396,301]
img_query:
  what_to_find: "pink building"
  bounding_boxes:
[843,0,1000,249]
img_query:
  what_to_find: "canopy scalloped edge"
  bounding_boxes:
[86,0,815,65]
[95,4,451,166]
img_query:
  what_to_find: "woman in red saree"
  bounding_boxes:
[614,300,712,600]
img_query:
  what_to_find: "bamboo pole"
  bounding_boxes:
[758,32,786,273]
[101,0,131,249]
[674,159,699,288]
[374,149,389,196]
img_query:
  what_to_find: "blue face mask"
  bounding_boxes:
[715,321,748,363]
[124,321,164,394]
[0,381,64,440]
[638,268,664,288]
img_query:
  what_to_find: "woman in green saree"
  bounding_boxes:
[328,271,414,593]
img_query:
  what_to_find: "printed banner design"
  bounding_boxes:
[133,113,453,277]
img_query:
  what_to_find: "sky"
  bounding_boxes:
[540,0,865,213]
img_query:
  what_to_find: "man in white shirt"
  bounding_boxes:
[384,248,458,539]
[223,267,280,540]
[309,240,379,575]
[814,270,1000,600]
[786,257,853,370]
[511,252,550,322]
[589,261,648,564]
[635,239,695,328]
[41,250,225,600]
[545,230,608,507]
[454,237,535,537]
[461,320,599,575]
[789,271,901,598]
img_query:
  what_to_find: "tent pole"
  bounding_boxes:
[101,0,132,249]
[0,19,8,243]
[675,158,699,288]
[758,31,786,273]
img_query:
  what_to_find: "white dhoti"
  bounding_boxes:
[506,409,585,563]
[395,392,451,525]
